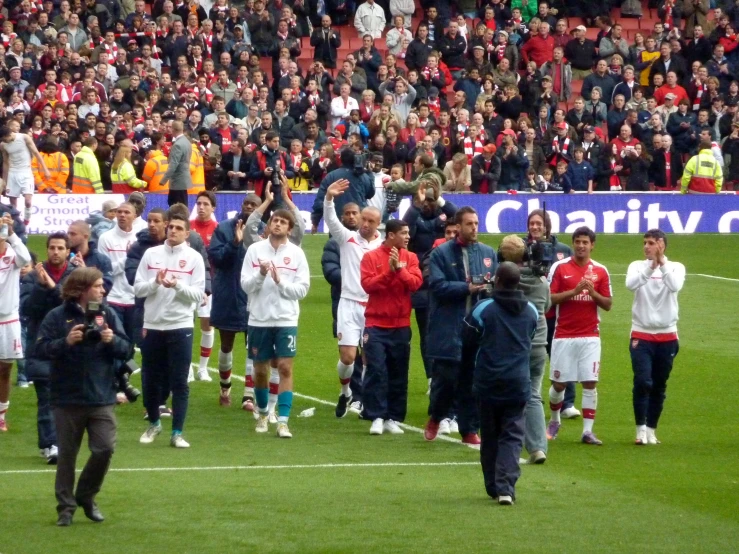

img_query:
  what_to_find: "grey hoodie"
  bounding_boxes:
[517,267,551,348]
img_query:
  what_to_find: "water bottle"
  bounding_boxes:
[0,224,7,239]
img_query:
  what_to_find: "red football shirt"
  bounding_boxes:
[190,218,218,248]
[549,258,612,339]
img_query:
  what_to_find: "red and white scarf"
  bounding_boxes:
[1,32,17,49]
[201,32,213,57]
[427,98,440,117]
[290,153,302,170]
[552,136,570,156]
[609,158,621,190]
[663,0,674,29]
[421,66,440,81]
[103,41,119,64]
[496,44,506,62]
[194,86,213,103]
[693,83,706,111]
[463,136,483,165]
[307,93,320,108]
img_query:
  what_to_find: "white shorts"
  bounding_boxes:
[197,294,212,318]
[6,171,34,197]
[0,320,23,361]
[336,298,366,347]
[550,337,601,383]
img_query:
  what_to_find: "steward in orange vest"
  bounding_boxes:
[142,149,169,193]
[32,141,70,194]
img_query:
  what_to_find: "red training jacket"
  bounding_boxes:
[360,245,423,329]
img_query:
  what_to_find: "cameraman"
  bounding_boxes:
[424,207,497,446]
[35,268,131,527]
[498,235,551,465]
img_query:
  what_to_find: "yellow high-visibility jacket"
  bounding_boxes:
[111,159,147,194]
[681,149,723,194]
[72,146,103,194]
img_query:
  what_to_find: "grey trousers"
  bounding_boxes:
[524,346,548,455]
[53,405,116,516]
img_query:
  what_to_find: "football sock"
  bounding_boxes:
[268,367,279,413]
[278,391,293,422]
[549,386,564,423]
[198,330,214,372]
[255,387,269,415]
[244,358,254,398]
[23,206,31,222]
[150,419,160,427]
[218,350,232,388]
[0,401,8,422]
[582,388,597,433]
[337,360,353,396]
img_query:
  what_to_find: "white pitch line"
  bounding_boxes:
[209,370,479,450]
[313,273,737,282]
[0,461,478,476]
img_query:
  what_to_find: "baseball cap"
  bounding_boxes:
[584,125,595,133]
[232,118,245,127]
[665,93,677,100]
[472,45,485,51]
[428,87,439,97]
[101,200,118,214]
[727,97,738,107]
[128,191,146,207]
[541,75,552,81]
[9,66,19,72]
[556,121,567,129]
[575,25,587,32]
[483,143,497,154]
[133,57,144,63]
[127,39,137,45]
[501,129,517,137]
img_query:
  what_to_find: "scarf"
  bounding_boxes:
[421,66,439,81]
[609,158,621,191]
[552,136,570,156]
[495,44,506,62]
[192,56,203,72]
[664,0,674,29]
[202,32,213,57]
[1,32,16,49]
[463,136,483,165]
[693,83,705,111]
[427,98,440,117]
[103,41,119,64]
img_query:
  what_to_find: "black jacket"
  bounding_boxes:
[321,238,342,337]
[466,290,538,404]
[438,33,467,70]
[220,152,252,190]
[36,300,130,407]
[310,27,341,68]
[20,262,77,381]
[471,154,501,193]
[405,38,434,72]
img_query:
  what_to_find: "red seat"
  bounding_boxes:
[571,80,583,95]
[617,19,641,30]
[585,28,599,42]
[300,36,311,49]
[640,17,659,31]
[298,58,314,74]
[349,37,364,49]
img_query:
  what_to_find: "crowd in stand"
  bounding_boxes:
[0,0,735,198]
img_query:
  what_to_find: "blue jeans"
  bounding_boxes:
[524,346,548,455]
[141,329,193,433]
[34,379,56,449]
[362,327,411,422]
[630,339,679,428]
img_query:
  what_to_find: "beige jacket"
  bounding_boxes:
[443,161,471,191]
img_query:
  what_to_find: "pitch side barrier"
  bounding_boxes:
[8,192,739,235]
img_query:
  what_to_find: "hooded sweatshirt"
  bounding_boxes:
[466,289,538,404]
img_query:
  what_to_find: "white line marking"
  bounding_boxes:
[210,370,479,450]
[0,461,478,476]
[313,273,737,282]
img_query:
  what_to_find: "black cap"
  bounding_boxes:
[727,97,738,107]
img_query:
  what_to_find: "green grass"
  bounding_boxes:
[1,234,738,553]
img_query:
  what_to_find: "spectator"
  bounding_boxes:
[681,138,723,193]
[311,15,342,69]
[471,143,501,193]
[565,25,597,80]
[650,42,688,84]
[564,147,595,193]
[541,46,572,101]
[522,22,555,68]
[386,15,413,56]
[498,133,530,190]
[583,59,618,107]
[355,0,386,40]
[439,21,467,79]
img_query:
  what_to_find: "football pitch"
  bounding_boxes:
[1,233,737,553]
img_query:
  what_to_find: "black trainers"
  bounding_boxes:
[335,393,352,418]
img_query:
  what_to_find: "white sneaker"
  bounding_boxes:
[170,435,190,448]
[561,407,581,419]
[276,423,292,438]
[646,427,661,444]
[635,426,647,445]
[41,446,58,464]
[255,415,269,433]
[140,424,162,444]
[187,366,195,383]
[348,401,362,415]
[268,411,278,424]
[383,420,404,435]
[438,418,451,435]
[449,418,459,434]
[370,418,384,435]
[197,369,212,382]
[498,495,514,506]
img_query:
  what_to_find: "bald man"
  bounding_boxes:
[66,220,113,294]
[466,262,539,505]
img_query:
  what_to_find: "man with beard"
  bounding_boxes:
[66,221,113,294]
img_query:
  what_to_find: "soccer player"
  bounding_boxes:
[190,191,219,382]
[546,227,612,445]
[98,203,139,360]
[0,126,50,226]
[323,180,383,418]
[208,195,260,408]
[135,213,206,448]
[0,213,32,431]
[360,218,422,435]
[625,229,685,445]
[240,209,310,438]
